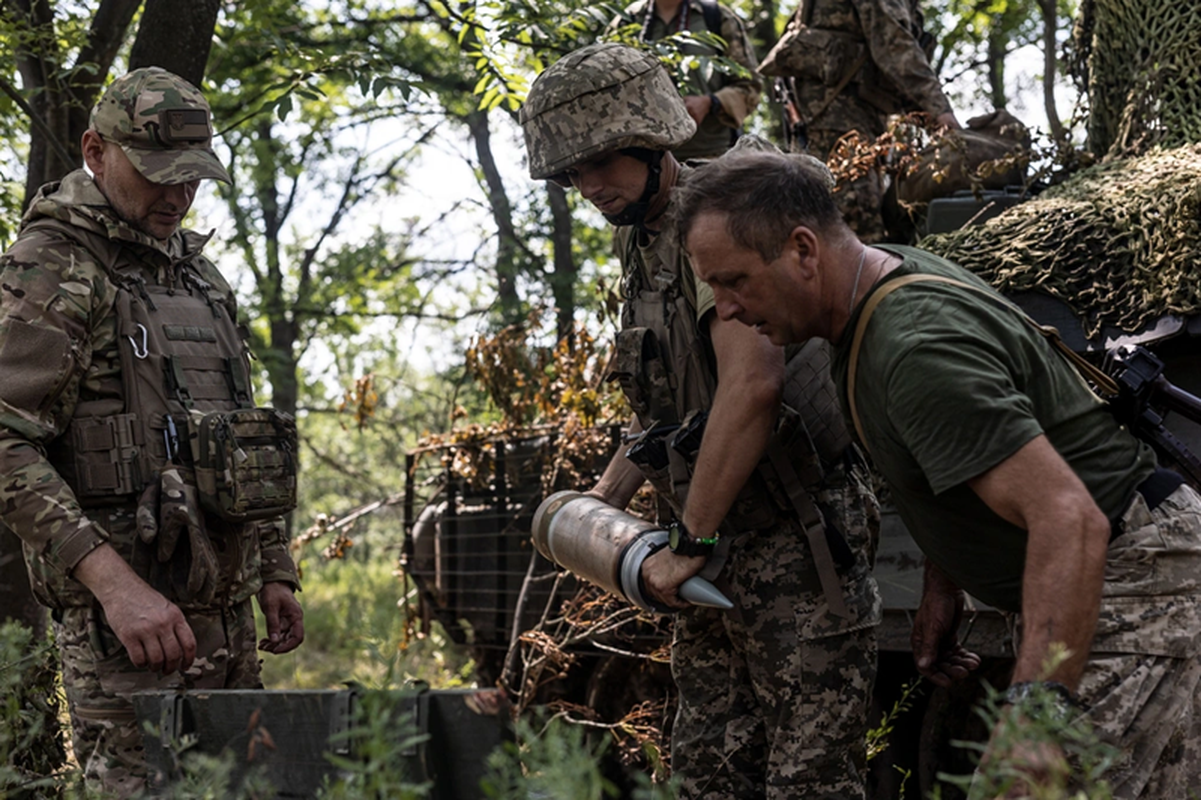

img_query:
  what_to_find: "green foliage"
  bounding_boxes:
[260,539,473,691]
[319,688,432,799]
[0,621,66,797]
[146,730,276,800]
[481,715,620,800]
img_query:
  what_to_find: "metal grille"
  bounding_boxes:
[401,427,619,652]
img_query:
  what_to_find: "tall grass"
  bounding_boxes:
[258,541,473,690]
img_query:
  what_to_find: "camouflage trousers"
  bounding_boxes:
[54,599,262,798]
[1002,484,1201,799]
[671,473,882,799]
[797,91,889,245]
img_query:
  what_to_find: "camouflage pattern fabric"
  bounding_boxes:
[805,124,888,243]
[519,43,696,180]
[90,67,231,184]
[607,0,763,161]
[767,0,954,242]
[0,167,299,793]
[1065,485,1201,799]
[55,599,262,798]
[0,170,299,609]
[671,467,882,798]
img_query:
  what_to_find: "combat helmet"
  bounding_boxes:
[520,42,695,182]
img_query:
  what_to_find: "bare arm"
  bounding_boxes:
[72,544,196,673]
[586,416,648,510]
[641,313,784,608]
[966,434,1111,688]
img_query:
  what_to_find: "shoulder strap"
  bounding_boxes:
[846,273,1119,454]
[698,0,722,38]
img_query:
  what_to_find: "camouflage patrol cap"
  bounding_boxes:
[89,67,230,185]
[519,43,695,181]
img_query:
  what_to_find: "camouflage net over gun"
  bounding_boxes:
[1073,0,1201,157]
[921,144,1201,339]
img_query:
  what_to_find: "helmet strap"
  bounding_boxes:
[603,149,665,228]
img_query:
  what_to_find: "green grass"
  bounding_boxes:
[256,549,473,690]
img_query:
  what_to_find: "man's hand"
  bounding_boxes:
[641,547,706,610]
[684,95,712,126]
[912,563,980,687]
[257,581,304,654]
[73,544,196,673]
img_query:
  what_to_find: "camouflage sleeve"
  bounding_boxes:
[0,234,112,574]
[713,4,763,128]
[256,518,302,590]
[854,0,953,116]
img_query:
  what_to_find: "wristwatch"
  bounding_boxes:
[1001,681,1083,719]
[667,519,719,557]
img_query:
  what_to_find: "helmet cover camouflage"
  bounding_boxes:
[89,67,230,185]
[519,43,696,180]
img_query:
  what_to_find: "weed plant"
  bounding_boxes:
[0,620,66,798]
[261,536,473,690]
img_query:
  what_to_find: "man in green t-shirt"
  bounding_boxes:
[676,147,1201,799]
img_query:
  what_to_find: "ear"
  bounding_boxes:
[81,130,106,177]
[788,225,822,280]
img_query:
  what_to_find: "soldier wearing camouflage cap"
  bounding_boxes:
[521,42,882,798]
[0,67,303,797]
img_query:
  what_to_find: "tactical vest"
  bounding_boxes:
[31,220,297,606]
[607,220,852,530]
[761,0,931,116]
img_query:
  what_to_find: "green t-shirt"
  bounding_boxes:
[831,246,1157,611]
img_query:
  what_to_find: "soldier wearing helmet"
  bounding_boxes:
[0,68,303,797]
[521,42,882,798]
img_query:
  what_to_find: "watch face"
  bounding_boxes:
[668,523,682,551]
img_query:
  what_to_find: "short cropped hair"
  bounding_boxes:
[676,150,846,261]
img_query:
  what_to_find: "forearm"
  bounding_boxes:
[1012,509,1110,688]
[587,417,647,510]
[257,518,302,590]
[0,432,107,573]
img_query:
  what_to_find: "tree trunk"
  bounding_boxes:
[547,183,575,345]
[1038,0,1066,143]
[465,109,522,324]
[128,0,222,86]
[12,0,141,207]
[986,22,1008,110]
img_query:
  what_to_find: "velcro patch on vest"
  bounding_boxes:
[163,325,217,342]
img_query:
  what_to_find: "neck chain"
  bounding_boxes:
[847,245,868,317]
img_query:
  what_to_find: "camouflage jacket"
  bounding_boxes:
[0,169,300,609]
[773,0,952,121]
[610,0,762,160]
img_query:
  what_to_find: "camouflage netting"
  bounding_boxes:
[1074,0,1201,157]
[921,144,1201,338]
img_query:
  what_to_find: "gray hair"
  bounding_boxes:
[675,150,846,261]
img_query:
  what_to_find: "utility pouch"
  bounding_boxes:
[608,327,676,423]
[759,25,866,84]
[186,408,298,522]
[62,414,143,502]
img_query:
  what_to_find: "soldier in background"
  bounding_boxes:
[608,0,762,161]
[0,68,303,797]
[521,43,882,798]
[760,0,961,242]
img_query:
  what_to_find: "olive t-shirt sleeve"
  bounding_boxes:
[884,329,1045,496]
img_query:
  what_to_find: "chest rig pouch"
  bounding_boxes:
[60,256,297,523]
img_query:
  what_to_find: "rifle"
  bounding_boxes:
[1107,345,1201,487]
